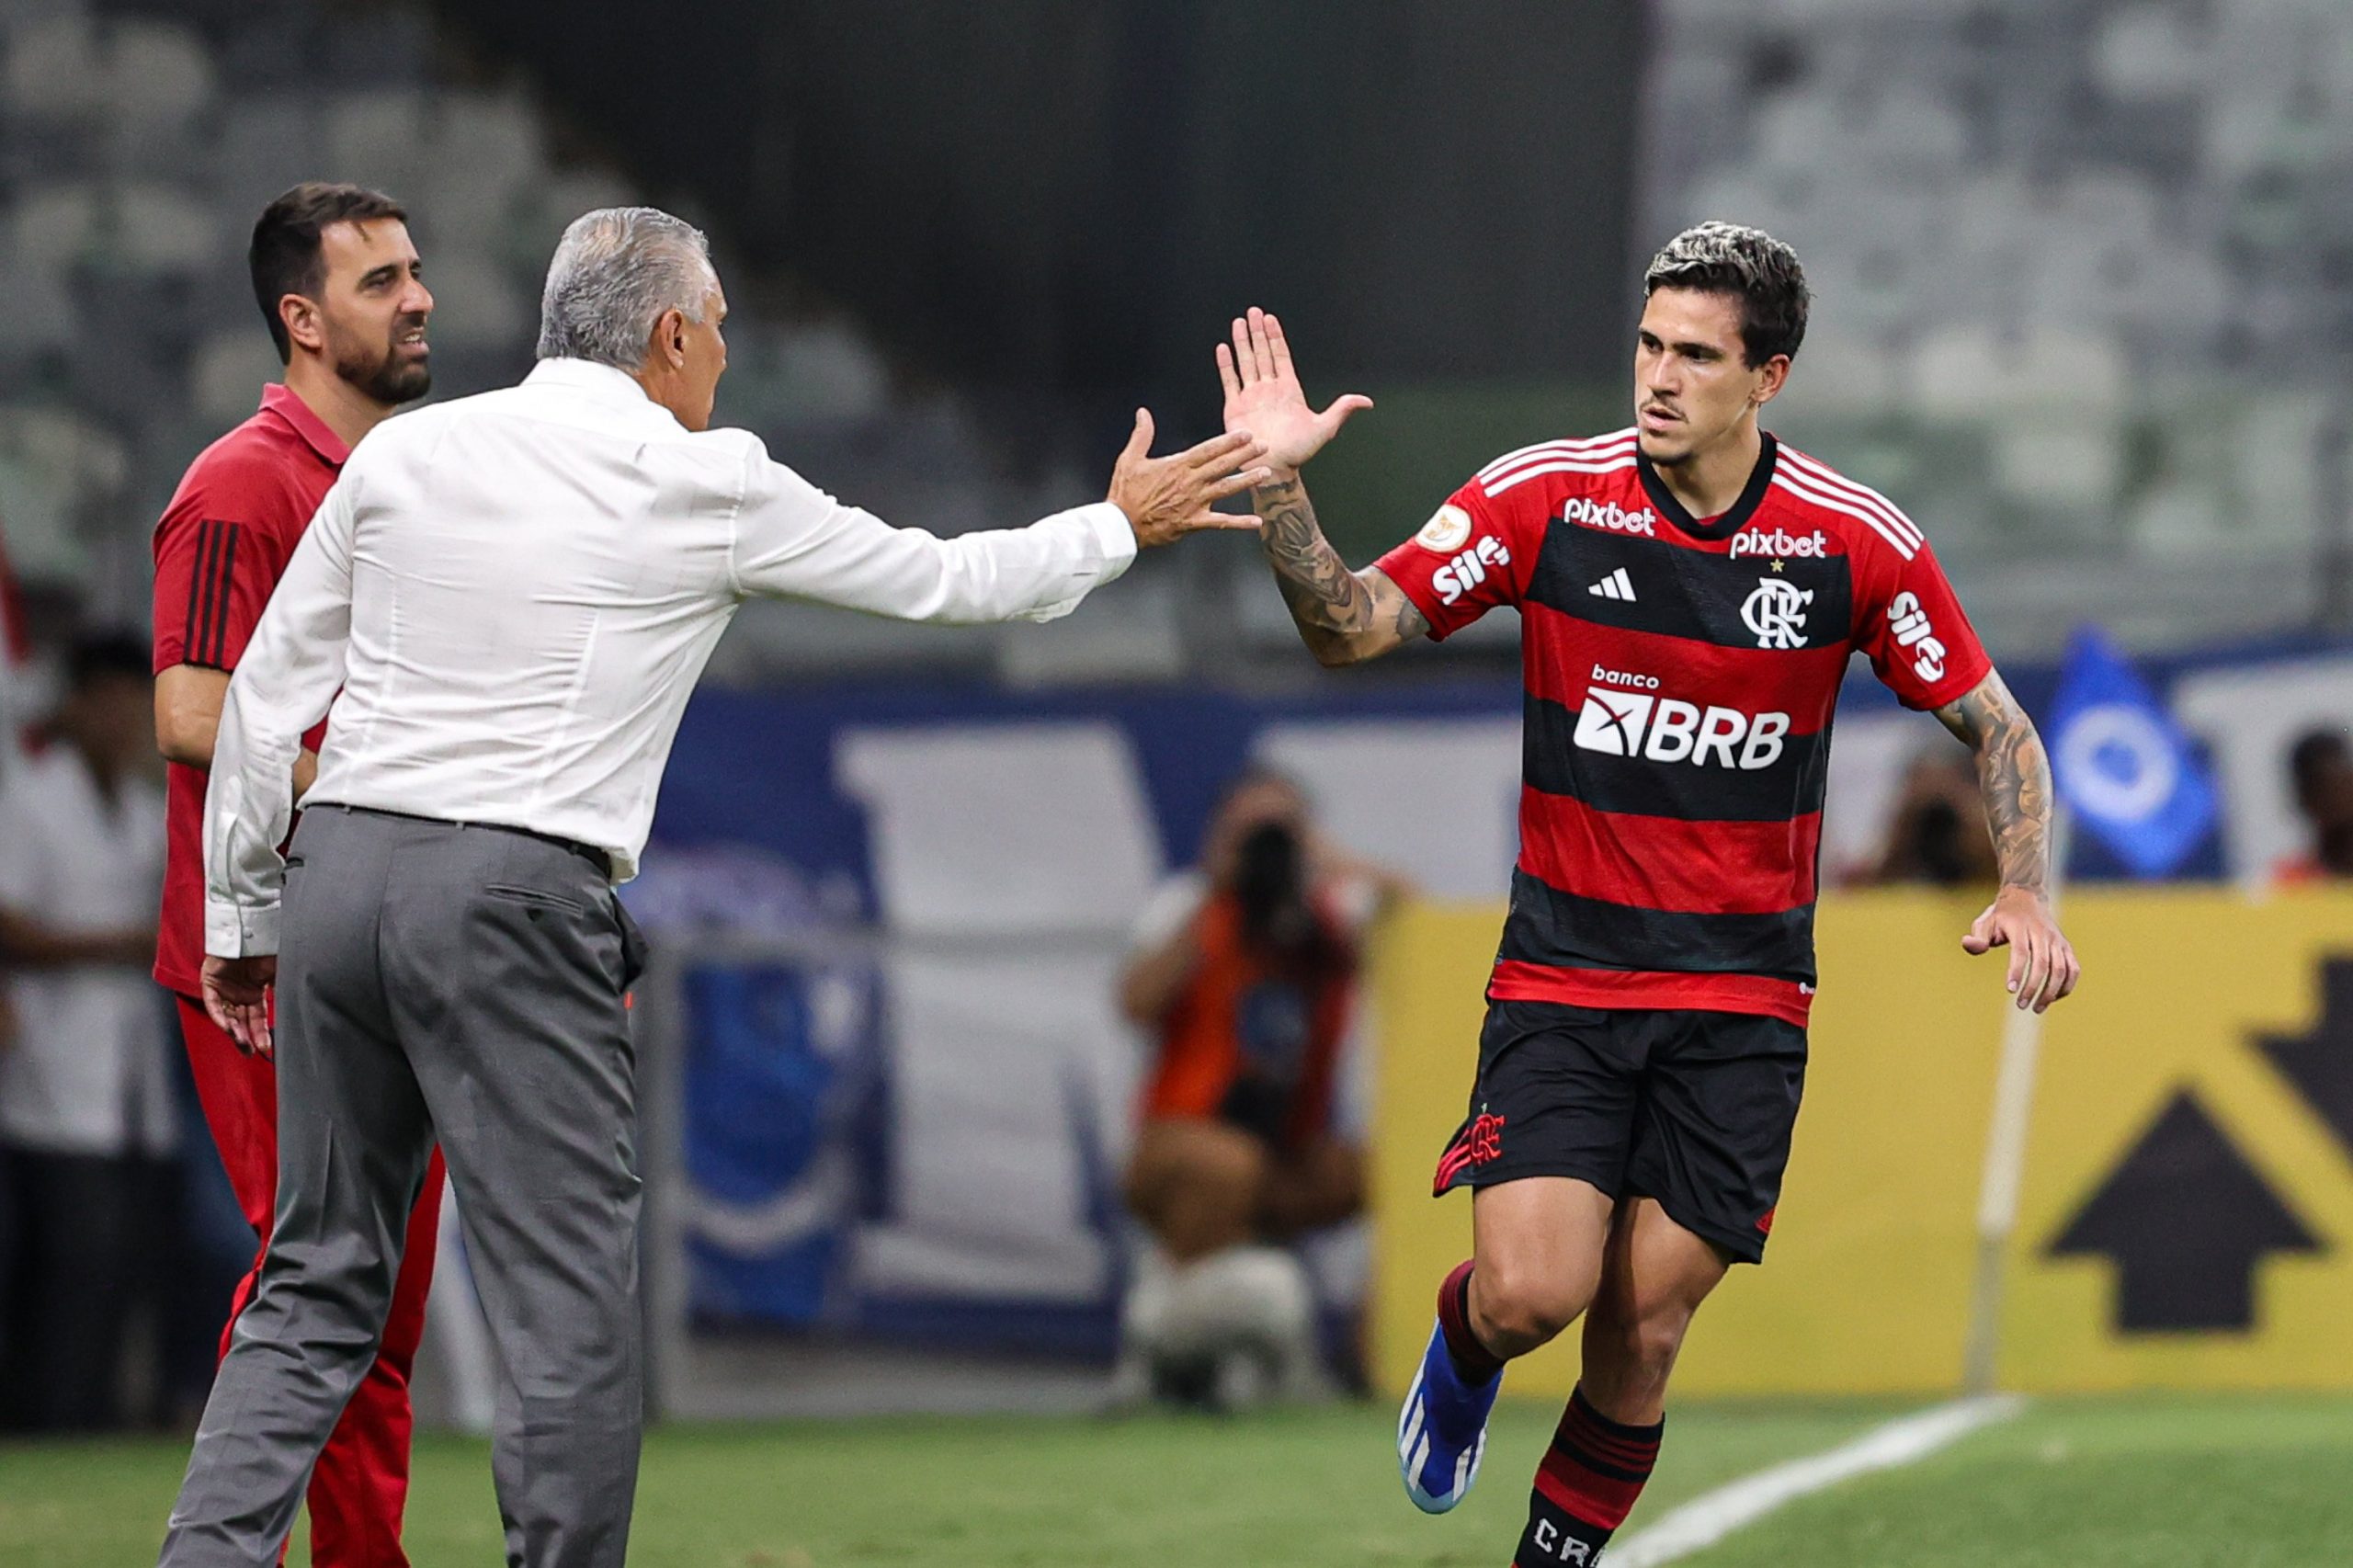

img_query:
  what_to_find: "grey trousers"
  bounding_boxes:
[161,805,649,1568]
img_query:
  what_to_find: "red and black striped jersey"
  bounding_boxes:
[1375,429,1990,1027]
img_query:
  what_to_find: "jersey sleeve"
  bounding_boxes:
[152,485,296,675]
[1371,473,1539,642]
[1851,533,1994,710]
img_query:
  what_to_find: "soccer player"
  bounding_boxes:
[150,183,441,1566]
[1216,223,2079,1563]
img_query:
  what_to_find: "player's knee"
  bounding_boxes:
[1472,1262,1588,1352]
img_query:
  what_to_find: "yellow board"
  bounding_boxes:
[1370,889,2353,1398]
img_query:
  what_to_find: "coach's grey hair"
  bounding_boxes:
[535,207,716,369]
[1643,221,1810,368]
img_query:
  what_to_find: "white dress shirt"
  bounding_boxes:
[0,748,175,1156]
[206,357,1137,958]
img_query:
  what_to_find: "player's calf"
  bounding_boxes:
[1517,1385,1662,1565]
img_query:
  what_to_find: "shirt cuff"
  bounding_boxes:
[1072,501,1139,583]
[206,898,280,959]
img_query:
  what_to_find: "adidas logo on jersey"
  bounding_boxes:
[1728,526,1831,560]
[1573,685,1790,770]
[1433,535,1511,606]
[1587,568,1636,601]
[1560,497,1656,537]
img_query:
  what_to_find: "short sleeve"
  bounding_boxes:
[1851,535,1993,710]
[153,496,294,674]
[1372,473,1538,641]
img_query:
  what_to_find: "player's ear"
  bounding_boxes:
[1751,353,1792,408]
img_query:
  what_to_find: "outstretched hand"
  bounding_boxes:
[202,953,278,1058]
[1107,410,1272,548]
[1962,886,2079,1013]
[1216,306,1372,473]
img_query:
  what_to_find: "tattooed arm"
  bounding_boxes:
[1935,668,2081,1011]
[1213,307,1422,665]
[1252,473,1428,666]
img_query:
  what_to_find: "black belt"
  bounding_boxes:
[319,803,614,880]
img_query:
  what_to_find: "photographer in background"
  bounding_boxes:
[1862,749,2000,888]
[1115,767,1404,1407]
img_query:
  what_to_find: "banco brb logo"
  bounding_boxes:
[1740,577,1813,649]
[1573,687,1790,770]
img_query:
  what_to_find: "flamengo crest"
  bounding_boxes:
[1740,577,1813,649]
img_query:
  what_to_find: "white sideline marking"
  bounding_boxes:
[1604,1394,2025,1567]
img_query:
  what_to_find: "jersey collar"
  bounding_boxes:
[258,383,352,469]
[1635,431,1778,542]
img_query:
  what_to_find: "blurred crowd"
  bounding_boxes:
[0,561,245,1434]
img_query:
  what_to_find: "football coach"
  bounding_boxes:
[159,206,1270,1568]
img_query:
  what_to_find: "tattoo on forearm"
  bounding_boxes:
[1256,477,1370,649]
[1253,477,1427,661]
[1936,672,2052,895]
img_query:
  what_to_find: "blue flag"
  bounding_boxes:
[2046,628,2219,878]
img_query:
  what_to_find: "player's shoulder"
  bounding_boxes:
[1467,427,1641,503]
[1766,440,1928,562]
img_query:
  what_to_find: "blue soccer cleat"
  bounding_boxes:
[1397,1317,1502,1513]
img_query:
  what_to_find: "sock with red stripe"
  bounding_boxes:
[1434,1258,1504,1384]
[1518,1384,1661,1564]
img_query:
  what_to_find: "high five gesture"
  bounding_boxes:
[1216,307,1373,475]
[1216,308,1426,666]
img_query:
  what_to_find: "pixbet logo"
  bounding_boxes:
[1433,535,1510,605]
[1729,526,1830,560]
[1573,673,1790,770]
[1886,590,1947,683]
[1560,497,1655,537]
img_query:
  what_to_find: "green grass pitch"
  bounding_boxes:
[5,1394,2348,1565]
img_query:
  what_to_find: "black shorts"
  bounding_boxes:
[1431,999,1806,1264]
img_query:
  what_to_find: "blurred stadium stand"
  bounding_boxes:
[1648,0,2353,653]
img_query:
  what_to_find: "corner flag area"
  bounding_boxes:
[6,1393,2347,1566]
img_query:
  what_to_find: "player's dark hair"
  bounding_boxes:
[250,182,408,364]
[64,630,152,690]
[1643,222,1811,368]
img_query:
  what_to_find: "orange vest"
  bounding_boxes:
[1142,889,1354,1148]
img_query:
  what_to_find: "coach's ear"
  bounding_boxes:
[1750,352,1792,409]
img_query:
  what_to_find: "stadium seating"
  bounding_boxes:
[1648,0,2353,651]
[0,0,1149,681]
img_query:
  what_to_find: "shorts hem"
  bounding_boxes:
[1624,1186,1769,1266]
[1435,1157,1622,1201]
